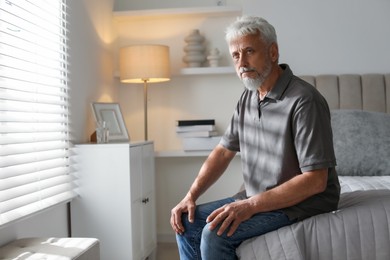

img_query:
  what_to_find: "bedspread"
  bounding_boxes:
[340,176,390,192]
[236,189,390,260]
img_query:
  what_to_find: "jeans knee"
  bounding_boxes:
[201,224,217,243]
[200,223,228,249]
[200,224,238,259]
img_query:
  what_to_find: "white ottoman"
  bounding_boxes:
[0,237,100,260]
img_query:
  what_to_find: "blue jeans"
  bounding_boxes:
[176,197,296,260]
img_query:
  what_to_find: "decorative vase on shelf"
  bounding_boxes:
[207,48,221,67]
[183,29,206,67]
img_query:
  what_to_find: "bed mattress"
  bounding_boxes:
[236,176,390,260]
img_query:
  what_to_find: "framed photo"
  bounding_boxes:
[91,102,129,142]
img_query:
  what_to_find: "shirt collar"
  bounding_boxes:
[266,64,293,101]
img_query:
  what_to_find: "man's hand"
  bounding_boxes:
[170,145,237,236]
[206,199,254,237]
[170,194,196,235]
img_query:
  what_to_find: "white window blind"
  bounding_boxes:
[0,0,75,226]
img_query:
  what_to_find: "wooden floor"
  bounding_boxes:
[156,242,180,260]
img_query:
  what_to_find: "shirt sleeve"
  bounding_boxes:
[292,90,337,172]
[220,102,241,152]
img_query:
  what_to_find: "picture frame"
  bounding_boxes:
[91,102,130,142]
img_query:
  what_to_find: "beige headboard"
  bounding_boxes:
[300,74,390,114]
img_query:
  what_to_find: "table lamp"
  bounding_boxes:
[119,44,170,140]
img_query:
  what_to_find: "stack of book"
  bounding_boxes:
[176,119,221,151]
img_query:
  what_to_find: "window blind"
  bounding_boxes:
[0,0,75,226]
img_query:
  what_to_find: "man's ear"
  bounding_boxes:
[269,43,279,62]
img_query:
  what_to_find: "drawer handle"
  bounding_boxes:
[142,198,149,204]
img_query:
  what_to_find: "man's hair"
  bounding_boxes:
[225,16,277,46]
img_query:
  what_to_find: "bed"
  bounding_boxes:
[236,74,390,260]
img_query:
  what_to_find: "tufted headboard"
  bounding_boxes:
[299,73,390,176]
[300,74,390,113]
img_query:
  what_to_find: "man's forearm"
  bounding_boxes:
[247,169,328,214]
[187,144,236,201]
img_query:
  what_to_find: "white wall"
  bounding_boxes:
[0,0,116,246]
[243,0,390,75]
[69,0,117,142]
[112,0,390,241]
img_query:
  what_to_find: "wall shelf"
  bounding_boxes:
[179,66,235,75]
[113,6,242,21]
[115,66,235,79]
[155,150,240,158]
[155,150,210,157]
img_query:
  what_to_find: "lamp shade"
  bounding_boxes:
[119,44,170,83]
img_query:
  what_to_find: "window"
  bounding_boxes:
[0,0,75,226]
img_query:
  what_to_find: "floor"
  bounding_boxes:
[156,242,180,260]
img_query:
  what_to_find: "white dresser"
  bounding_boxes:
[71,141,156,260]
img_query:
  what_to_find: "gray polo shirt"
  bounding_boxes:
[220,64,340,220]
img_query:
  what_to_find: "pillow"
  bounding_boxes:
[331,109,390,176]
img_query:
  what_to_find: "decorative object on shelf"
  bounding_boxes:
[176,119,215,126]
[95,120,109,143]
[119,45,170,140]
[175,119,216,136]
[183,29,206,67]
[175,119,221,150]
[207,48,221,67]
[216,0,227,6]
[91,102,129,142]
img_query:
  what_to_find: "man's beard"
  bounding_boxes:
[240,62,272,92]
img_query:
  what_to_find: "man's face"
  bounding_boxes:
[228,33,274,91]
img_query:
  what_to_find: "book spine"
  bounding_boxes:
[176,125,216,132]
[177,119,215,126]
[177,130,218,138]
